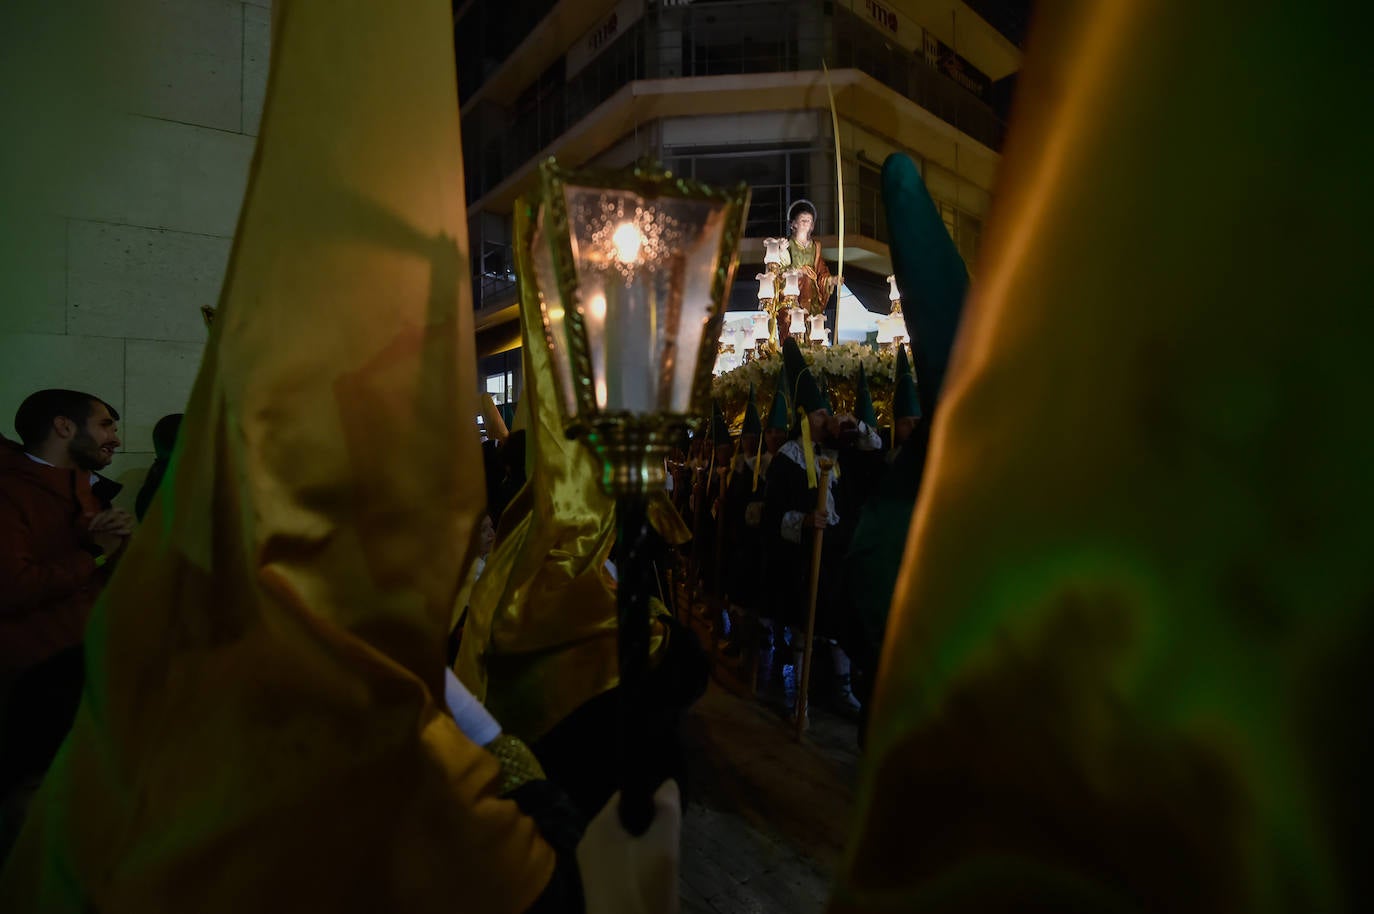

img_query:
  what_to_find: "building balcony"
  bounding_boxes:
[461,0,1010,205]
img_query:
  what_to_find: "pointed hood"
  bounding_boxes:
[854,362,878,428]
[892,343,921,420]
[840,2,1371,909]
[0,0,555,909]
[742,382,762,436]
[767,371,791,430]
[893,340,911,382]
[710,399,733,446]
[882,152,968,420]
[782,337,826,416]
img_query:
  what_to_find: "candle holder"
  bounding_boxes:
[808,313,828,348]
[749,310,772,357]
[882,274,908,348]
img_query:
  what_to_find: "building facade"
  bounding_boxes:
[457,0,1023,404]
[1,0,271,503]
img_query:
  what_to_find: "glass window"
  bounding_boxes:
[666,145,812,237]
[485,371,515,405]
[858,162,886,243]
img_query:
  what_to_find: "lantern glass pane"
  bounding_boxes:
[532,206,579,418]
[562,184,729,416]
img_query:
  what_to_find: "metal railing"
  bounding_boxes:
[830,6,1005,150]
[737,180,886,246]
[462,0,1007,203]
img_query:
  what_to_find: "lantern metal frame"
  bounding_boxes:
[524,158,749,496]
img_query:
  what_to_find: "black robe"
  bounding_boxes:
[761,442,847,638]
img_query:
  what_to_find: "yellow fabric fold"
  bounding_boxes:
[799,407,818,489]
[834,3,1368,912]
[752,433,764,492]
[0,2,554,911]
[455,201,625,743]
[481,392,510,442]
[647,491,692,546]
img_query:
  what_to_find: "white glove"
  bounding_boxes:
[577,781,681,914]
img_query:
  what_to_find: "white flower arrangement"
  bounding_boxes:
[710,341,905,429]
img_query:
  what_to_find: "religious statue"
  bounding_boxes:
[778,199,839,316]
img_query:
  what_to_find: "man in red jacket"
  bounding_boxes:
[1,389,132,837]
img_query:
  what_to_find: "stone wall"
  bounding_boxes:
[0,0,271,510]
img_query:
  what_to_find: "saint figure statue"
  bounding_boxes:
[779,199,839,315]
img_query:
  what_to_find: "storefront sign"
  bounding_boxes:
[847,1,993,101]
[853,0,923,54]
[567,0,645,79]
[922,31,992,100]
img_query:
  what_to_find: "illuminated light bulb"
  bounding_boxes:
[611,221,642,264]
[788,307,805,334]
[588,292,607,321]
[782,270,801,298]
[887,274,902,302]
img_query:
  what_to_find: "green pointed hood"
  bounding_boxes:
[742,382,762,436]
[855,363,878,428]
[783,337,827,416]
[766,371,790,430]
[710,399,733,446]
[893,343,921,420]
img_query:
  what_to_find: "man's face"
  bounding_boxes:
[894,416,918,445]
[764,427,787,454]
[792,212,814,242]
[741,434,759,456]
[68,401,120,471]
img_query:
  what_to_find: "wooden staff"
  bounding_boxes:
[795,456,834,738]
[713,461,729,603]
[687,460,709,601]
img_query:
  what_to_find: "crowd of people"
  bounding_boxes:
[666,337,925,734]
[0,383,689,911]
